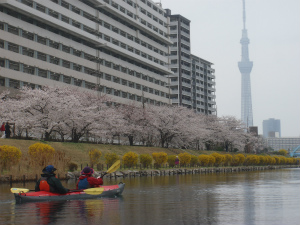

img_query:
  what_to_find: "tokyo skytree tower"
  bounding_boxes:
[238,0,253,127]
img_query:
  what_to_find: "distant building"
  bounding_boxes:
[249,126,258,136]
[263,118,281,138]
[264,137,300,152]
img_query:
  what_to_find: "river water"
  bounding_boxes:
[0,168,299,225]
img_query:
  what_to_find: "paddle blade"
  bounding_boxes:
[10,188,30,193]
[107,160,120,174]
[83,187,105,195]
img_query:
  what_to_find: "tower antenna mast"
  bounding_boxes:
[243,0,246,29]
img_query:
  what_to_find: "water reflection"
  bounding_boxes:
[0,169,300,225]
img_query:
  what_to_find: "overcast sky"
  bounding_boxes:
[161,0,300,137]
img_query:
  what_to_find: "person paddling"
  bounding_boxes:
[76,166,103,189]
[35,165,69,194]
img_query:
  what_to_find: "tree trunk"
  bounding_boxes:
[44,132,50,141]
[72,130,81,143]
[128,135,134,146]
[25,129,29,139]
[160,133,165,148]
[225,142,229,152]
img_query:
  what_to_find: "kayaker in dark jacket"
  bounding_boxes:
[76,166,103,189]
[35,165,69,194]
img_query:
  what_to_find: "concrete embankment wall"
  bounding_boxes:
[98,165,300,179]
[2,165,299,183]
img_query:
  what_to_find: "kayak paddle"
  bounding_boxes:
[10,187,105,195]
[10,188,33,193]
[100,160,120,178]
[82,187,105,195]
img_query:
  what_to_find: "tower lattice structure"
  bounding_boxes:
[238,0,253,127]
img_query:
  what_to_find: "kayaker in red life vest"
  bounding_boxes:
[35,165,69,194]
[76,166,103,189]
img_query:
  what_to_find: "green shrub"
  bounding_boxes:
[245,155,260,166]
[232,154,245,166]
[208,155,216,166]
[167,155,176,167]
[190,155,198,166]
[123,151,138,168]
[198,155,210,167]
[152,152,168,168]
[88,149,102,165]
[28,143,55,167]
[211,153,225,166]
[0,145,22,170]
[224,154,233,166]
[278,149,288,156]
[104,152,119,167]
[178,153,191,166]
[139,154,153,168]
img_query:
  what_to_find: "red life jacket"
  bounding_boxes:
[39,176,54,192]
[39,177,50,191]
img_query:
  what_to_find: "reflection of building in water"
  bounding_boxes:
[264,137,300,151]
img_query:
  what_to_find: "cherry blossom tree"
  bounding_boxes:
[0,86,261,151]
[147,105,196,148]
[188,113,210,150]
[201,115,223,150]
[116,103,152,146]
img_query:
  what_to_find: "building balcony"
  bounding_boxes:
[181,65,191,71]
[181,82,191,88]
[169,29,178,34]
[207,86,216,92]
[180,31,190,39]
[181,73,191,80]
[170,81,179,86]
[208,73,216,79]
[181,39,190,47]
[209,81,216,86]
[182,99,192,105]
[171,90,179,95]
[181,56,191,63]
[182,91,191,97]
[181,48,191,55]
[207,93,216,98]
[180,23,190,30]
[171,98,180,104]
[169,55,178,60]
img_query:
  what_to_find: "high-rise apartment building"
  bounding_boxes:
[263,118,281,138]
[0,0,172,106]
[165,9,216,115]
[0,0,216,114]
[166,11,192,108]
[191,55,216,114]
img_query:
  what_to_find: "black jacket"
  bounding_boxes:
[35,173,68,194]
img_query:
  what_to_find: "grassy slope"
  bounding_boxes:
[0,138,213,165]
